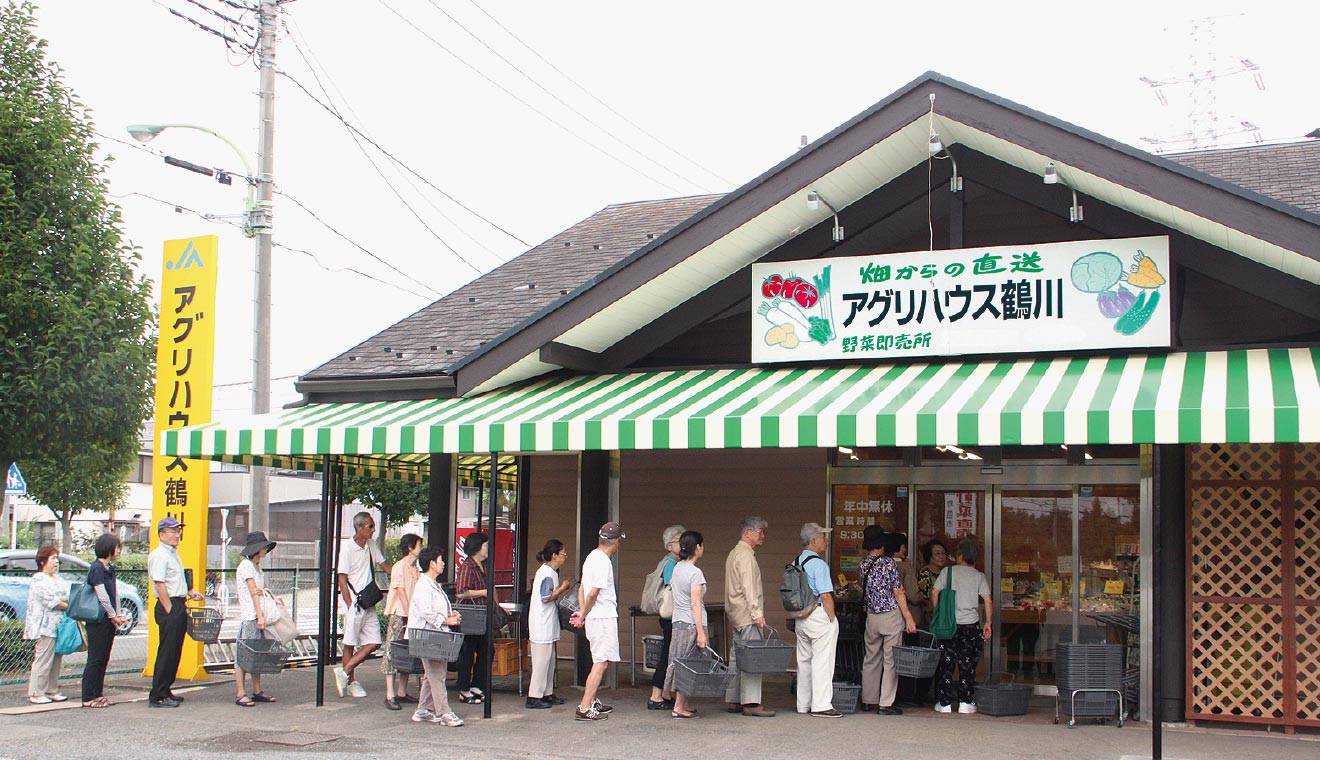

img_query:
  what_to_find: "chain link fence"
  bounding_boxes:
[0,568,333,687]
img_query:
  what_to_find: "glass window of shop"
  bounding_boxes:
[829,445,1141,691]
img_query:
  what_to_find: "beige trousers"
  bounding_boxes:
[862,609,904,706]
[28,636,63,698]
[528,641,556,698]
[724,624,765,705]
[794,606,839,713]
[418,658,452,715]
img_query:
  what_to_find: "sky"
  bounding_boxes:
[31,0,1319,418]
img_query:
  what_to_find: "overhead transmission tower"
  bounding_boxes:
[1138,14,1266,152]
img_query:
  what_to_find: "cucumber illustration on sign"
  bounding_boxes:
[1070,250,1164,336]
[758,265,836,350]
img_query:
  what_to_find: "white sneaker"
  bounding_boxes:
[333,667,348,698]
[434,712,464,727]
[934,702,952,713]
[958,702,977,714]
[411,709,436,723]
[347,681,367,698]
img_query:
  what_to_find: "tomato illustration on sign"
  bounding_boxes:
[761,274,784,299]
[794,282,819,308]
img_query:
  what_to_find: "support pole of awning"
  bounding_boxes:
[484,450,499,720]
[311,451,327,707]
[1151,447,1165,760]
[315,454,337,707]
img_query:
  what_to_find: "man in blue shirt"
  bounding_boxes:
[795,522,842,717]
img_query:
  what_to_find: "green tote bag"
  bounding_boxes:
[929,567,958,641]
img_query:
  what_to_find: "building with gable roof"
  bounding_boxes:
[165,73,1320,727]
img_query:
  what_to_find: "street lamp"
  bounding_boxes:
[126,123,265,236]
[128,121,274,533]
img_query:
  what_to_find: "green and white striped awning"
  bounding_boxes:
[161,348,1320,471]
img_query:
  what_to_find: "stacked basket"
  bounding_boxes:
[1056,643,1123,719]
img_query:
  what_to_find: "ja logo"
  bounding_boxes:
[166,241,205,270]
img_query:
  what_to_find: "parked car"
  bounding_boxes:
[0,551,144,636]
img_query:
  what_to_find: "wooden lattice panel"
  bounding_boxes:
[1296,444,1320,480]
[1189,602,1285,719]
[1190,486,1282,598]
[1188,443,1281,481]
[1297,605,1320,723]
[1298,487,1320,601]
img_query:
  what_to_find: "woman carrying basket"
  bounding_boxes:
[407,546,464,727]
[382,533,423,710]
[234,531,278,707]
[663,530,707,719]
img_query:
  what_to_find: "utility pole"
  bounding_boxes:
[249,0,278,534]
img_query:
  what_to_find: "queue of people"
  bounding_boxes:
[18,511,990,724]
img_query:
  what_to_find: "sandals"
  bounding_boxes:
[235,695,256,707]
[251,692,277,703]
[671,710,700,719]
[82,697,112,708]
[457,691,484,704]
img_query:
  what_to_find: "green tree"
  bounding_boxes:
[0,0,154,544]
[341,475,428,530]
[22,442,132,553]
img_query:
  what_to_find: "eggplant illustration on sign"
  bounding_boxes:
[1070,250,1164,336]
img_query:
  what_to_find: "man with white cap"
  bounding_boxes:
[569,521,626,721]
[795,522,843,717]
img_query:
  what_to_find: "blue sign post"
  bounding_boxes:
[5,463,26,495]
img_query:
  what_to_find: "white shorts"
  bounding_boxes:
[585,618,620,663]
[343,603,382,647]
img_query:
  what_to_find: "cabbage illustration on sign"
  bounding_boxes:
[757,264,837,350]
[1070,250,1166,336]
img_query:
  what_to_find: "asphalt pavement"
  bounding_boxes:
[0,662,1315,759]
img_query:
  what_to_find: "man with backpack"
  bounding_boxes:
[791,522,843,717]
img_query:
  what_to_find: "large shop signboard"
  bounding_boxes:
[751,236,1170,364]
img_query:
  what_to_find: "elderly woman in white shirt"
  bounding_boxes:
[406,545,465,727]
[24,546,69,704]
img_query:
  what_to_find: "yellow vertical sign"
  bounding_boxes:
[144,236,218,681]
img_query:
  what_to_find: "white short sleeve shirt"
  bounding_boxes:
[580,549,617,620]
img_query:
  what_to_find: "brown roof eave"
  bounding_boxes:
[294,373,456,400]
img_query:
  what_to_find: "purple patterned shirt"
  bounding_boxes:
[858,554,901,614]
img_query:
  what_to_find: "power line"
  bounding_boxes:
[182,0,256,32]
[277,70,483,277]
[271,241,435,301]
[274,65,529,248]
[276,190,444,296]
[110,190,435,302]
[151,0,252,48]
[466,0,729,187]
[420,0,714,192]
[280,23,511,265]
[375,0,688,195]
